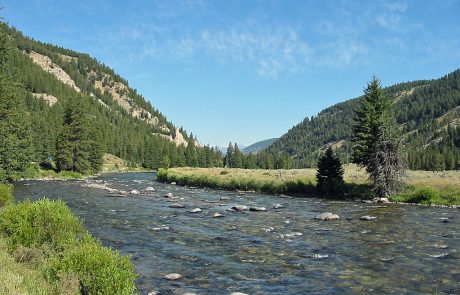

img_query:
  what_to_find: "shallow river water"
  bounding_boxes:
[13,172,460,294]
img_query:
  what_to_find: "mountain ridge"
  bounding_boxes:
[267,69,460,170]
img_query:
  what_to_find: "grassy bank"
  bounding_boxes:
[157,166,460,206]
[0,184,137,295]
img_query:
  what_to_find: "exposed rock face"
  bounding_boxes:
[32,93,58,106]
[93,72,171,132]
[25,51,81,92]
[157,128,190,147]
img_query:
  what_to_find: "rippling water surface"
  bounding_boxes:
[13,172,460,294]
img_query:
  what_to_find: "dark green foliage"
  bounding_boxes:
[0,183,13,208]
[0,22,223,172]
[56,97,101,174]
[0,28,33,182]
[0,199,84,251]
[267,69,460,170]
[352,77,404,197]
[316,147,344,196]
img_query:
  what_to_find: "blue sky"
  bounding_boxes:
[3,0,460,147]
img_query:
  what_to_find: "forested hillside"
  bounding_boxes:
[267,69,460,170]
[0,23,223,173]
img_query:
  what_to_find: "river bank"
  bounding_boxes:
[0,183,137,294]
[157,166,460,206]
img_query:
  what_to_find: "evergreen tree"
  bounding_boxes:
[0,27,33,181]
[232,143,244,168]
[316,147,344,196]
[225,142,234,168]
[56,97,101,174]
[352,77,405,197]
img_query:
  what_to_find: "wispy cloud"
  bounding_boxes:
[90,0,456,78]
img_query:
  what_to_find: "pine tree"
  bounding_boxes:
[0,27,33,181]
[56,97,101,174]
[316,147,344,196]
[225,142,234,168]
[352,77,405,197]
[232,143,244,168]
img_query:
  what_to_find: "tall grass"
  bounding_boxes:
[158,167,460,205]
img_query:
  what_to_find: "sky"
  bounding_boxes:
[2,0,460,147]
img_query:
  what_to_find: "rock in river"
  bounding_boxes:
[229,292,249,295]
[273,203,284,209]
[220,196,230,201]
[250,206,266,212]
[164,273,182,280]
[189,208,202,213]
[144,186,155,192]
[164,192,174,198]
[169,203,185,209]
[130,189,140,195]
[315,212,340,221]
[232,205,248,211]
[359,215,377,221]
[213,212,225,218]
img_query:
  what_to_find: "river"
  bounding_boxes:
[13,172,460,294]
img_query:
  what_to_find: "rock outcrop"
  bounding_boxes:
[25,51,81,92]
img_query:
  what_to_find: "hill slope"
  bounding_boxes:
[267,69,460,170]
[243,138,278,154]
[1,23,223,169]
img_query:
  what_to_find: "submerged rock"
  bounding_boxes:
[315,212,340,221]
[273,203,284,209]
[232,205,248,211]
[164,192,174,198]
[164,273,182,280]
[189,208,202,213]
[250,206,266,212]
[359,215,377,221]
[169,203,185,208]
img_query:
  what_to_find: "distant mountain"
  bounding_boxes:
[242,138,278,154]
[267,69,460,170]
[218,143,247,154]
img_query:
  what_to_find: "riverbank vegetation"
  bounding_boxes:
[0,184,137,294]
[157,166,460,206]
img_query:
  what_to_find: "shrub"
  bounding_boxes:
[0,183,13,208]
[0,199,84,251]
[51,234,137,295]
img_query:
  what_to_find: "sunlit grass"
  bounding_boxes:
[158,165,460,205]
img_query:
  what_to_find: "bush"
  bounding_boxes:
[0,183,13,208]
[51,234,137,295]
[0,199,84,251]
